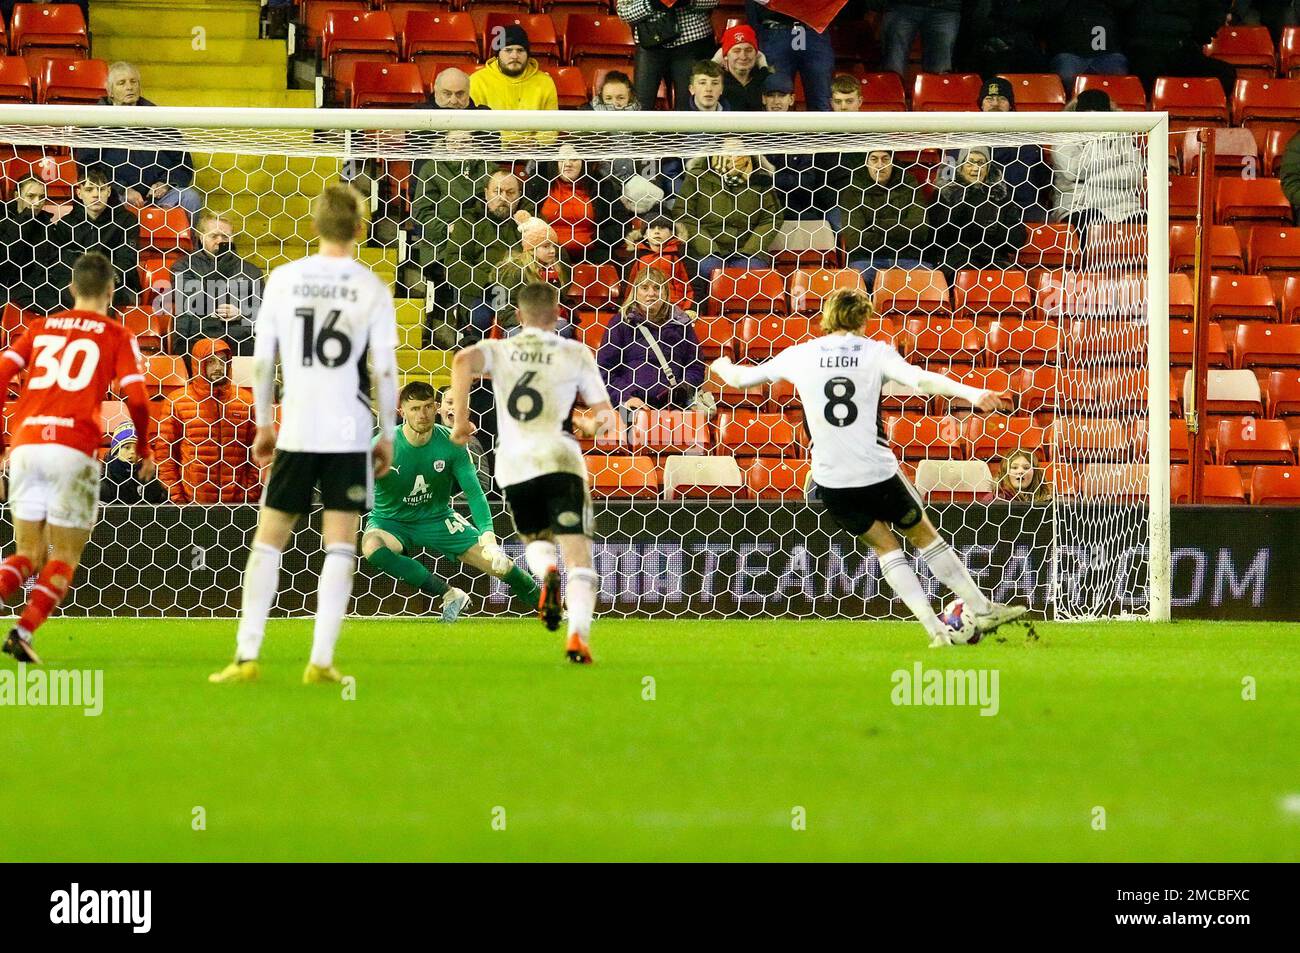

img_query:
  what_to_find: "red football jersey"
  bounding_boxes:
[3,309,146,458]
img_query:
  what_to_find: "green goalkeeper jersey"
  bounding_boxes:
[371,425,492,533]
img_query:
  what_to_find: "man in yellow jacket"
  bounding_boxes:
[469,24,558,143]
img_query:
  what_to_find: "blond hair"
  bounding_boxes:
[821,287,875,334]
[313,184,364,244]
[622,266,671,318]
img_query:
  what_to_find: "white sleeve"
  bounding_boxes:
[370,283,399,440]
[879,348,986,405]
[251,271,280,429]
[713,350,786,389]
[578,347,611,406]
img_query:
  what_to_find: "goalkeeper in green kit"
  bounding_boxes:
[363,381,541,620]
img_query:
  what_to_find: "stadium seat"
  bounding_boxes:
[137,207,193,252]
[1285,276,1300,322]
[1260,125,1298,176]
[857,72,907,111]
[1065,320,1147,366]
[301,0,366,48]
[1169,418,1190,464]
[1151,77,1229,127]
[1035,271,1145,320]
[787,268,863,314]
[997,73,1066,111]
[1169,320,1229,367]
[587,455,660,499]
[570,307,614,351]
[902,318,983,365]
[483,13,560,65]
[117,307,163,353]
[1231,322,1300,368]
[912,460,996,503]
[873,268,950,317]
[1053,417,1144,461]
[322,11,399,80]
[1171,464,1247,503]
[1199,368,1265,415]
[629,409,712,455]
[952,269,1033,318]
[1017,222,1080,269]
[1267,370,1300,416]
[769,219,840,270]
[694,316,735,360]
[1251,466,1300,504]
[1169,223,1244,272]
[37,56,106,104]
[414,57,479,94]
[1168,174,1200,221]
[1216,178,1293,227]
[1077,463,1149,501]
[737,315,819,360]
[350,61,426,108]
[402,11,480,61]
[1073,74,1147,110]
[1283,25,1300,77]
[1208,274,1279,321]
[1207,26,1277,76]
[911,72,981,111]
[1180,126,1260,172]
[886,414,966,460]
[966,414,1048,461]
[1169,273,1196,319]
[567,262,620,307]
[1214,418,1295,464]
[0,57,31,103]
[661,454,748,500]
[715,411,804,458]
[145,355,187,396]
[10,4,88,57]
[743,459,810,499]
[1082,221,1148,269]
[1245,226,1300,276]
[708,268,786,316]
[546,66,589,108]
[563,15,634,67]
[983,319,1059,366]
[1231,77,1300,129]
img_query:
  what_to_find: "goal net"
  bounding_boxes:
[0,105,1170,622]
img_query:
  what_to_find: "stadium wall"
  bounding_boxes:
[0,503,1288,621]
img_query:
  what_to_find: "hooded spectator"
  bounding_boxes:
[681,147,783,295]
[839,150,933,286]
[715,23,772,111]
[166,210,263,357]
[616,0,721,112]
[626,215,694,308]
[524,153,602,260]
[965,77,1052,223]
[155,337,261,504]
[101,423,168,504]
[926,146,1028,279]
[1051,90,1147,233]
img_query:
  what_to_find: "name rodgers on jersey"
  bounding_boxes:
[290,283,359,302]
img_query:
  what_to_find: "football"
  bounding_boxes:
[939,599,981,645]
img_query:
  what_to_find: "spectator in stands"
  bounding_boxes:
[1120,0,1235,97]
[626,215,694,308]
[524,152,602,261]
[476,218,572,339]
[155,338,261,505]
[589,70,640,111]
[429,65,474,109]
[434,385,494,498]
[0,177,65,319]
[166,210,263,358]
[717,24,773,111]
[761,74,820,219]
[1235,0,1299,43]
[956,0,1048,75]
[446,170,534,343]
[1051,90,1147,233]
[74,62,203,216]
[681,146,783,296]
[926,146,1027,279]
[468,24,558,140]
[816,75,870,230]
[761,72,796,113]
[969,78,1052,223]
[54,164,142,309]
[747,1,834,111]
[584,70,671,246]
[840,150,933,287]
[100,423,168,505]
[1281,129,1300,222]
[597,268,706,424]
[686,59,728,111]
[880,0,962,76]
[1041,0,1130,93]
[617,0,721,112]
[996,449,1053,503]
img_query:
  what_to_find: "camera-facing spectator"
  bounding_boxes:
[597,268,707,424]
[475,218,572,339]
[589,69,640,111]
[996,449,1053,503]
[0,177,66,319]
[155,337,261,504]
[716,24,772,111]
[840,150,933,287]
[1051,90,1147,234]
[747,2,834,111]
[616,0,721,112]
[964,78,1052,223]
[1042,0,1130,92]
[100,423,168,504]
[880,1,962,76]
[681,147,783,296]
[926,146,1027,279]
[73,62,203,216]
[686,59,728,112]
[469,24,558,141]
[761,72,796,112]
[166,210,263,357]
[626,215,694,309]
[53,164,142,309]
[445,170,535,342]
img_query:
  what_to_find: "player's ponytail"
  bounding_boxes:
[821,288,875,335]
[313,184,365,244]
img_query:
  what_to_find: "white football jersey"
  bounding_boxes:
[254,254,399,453]
[478,327,610,488]
[752,334,917,489]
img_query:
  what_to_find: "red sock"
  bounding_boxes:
[0,554,34,601]
[17,560,73,638]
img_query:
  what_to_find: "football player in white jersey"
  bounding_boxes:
[210,185,399,684]
[449,283,615,664]
[712,288,1028,647]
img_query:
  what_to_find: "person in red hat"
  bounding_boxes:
[715,23,773,111]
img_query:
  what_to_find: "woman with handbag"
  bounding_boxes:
[616,0,720,111]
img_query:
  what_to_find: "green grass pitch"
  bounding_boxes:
[1,617,1296,861]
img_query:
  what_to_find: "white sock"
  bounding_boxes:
[565,566,598,641]
[878,550,947,638]
[236,542,282,661]
[310,544,356,668]
[525,539,558,579]
[919,539,992,613]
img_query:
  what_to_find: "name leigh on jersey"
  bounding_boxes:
[820,355,860,368]
[291,282,359,302]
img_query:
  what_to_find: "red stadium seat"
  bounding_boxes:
[117,307,163,352]
[1171,465,1247,503]
[402,11,479,61]
[1073,74,1147,110]
[744,459,810,499]
[694,316,735,360]
[483,13,560,65]
[322,11,399,81]
[911,72,981,111]
[716,411,804,458]
[965,414,1048,460]
[737,315,819,360]
[1267,370,1300,416]
[857,72,907,111]
[708,268,787,316]
[952,269,1033,318]
[1169,272,1196,319]
[587,455,660,499]
[1083,220,1149,269]
[1169,223,1244,272]
[1208,274,1279,321]
[1245,226,1300,275]
[1285,276,1300,323]
[350,61,426,108]
[546,66,589,108]
[1231,322,1300,368]
[1053,417,1144,461]
[563,15,634,67]
[984,319,1059,366]
[887,414,967,460]
[1283,26,1300,77]
[0,57,32,103]
[1169,418,1190,464]
[1152,77,1229,127]
[1215,418,1295,464]
[1168,174,1200,221]
[1017,222,1080,269]
[145,354,187,396]
[1180,126,1260,173]
[1231,77,1300,129]
[136,207,193,252]
[301,0,366,47]
[1259,125,1298,176]
[1207,26,1277,76]
[873,268,950,317]
[901,318,983,365]
[1216,178,1293,227]
[1065,320,1147,366]
[1252,466,1300,503]
[567,262,620,307]
[414,57,479,93]
[1035,271,1146,320]
[1169,320,1229,367]
[38,56,106,104]
[10,4,88,57]
[1014,365,1058,412]
[997,73,1066,111]
[628,409,712,455]
[787,268,863,314]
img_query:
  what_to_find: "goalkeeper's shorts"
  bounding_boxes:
[365,511,479,558]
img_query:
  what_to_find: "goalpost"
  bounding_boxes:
[0,104,1170,622]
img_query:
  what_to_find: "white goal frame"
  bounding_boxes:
[0,104,1172,622]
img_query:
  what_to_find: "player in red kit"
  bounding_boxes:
[0,252,155,663]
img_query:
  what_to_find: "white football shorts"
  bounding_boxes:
[8,443,101,529]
